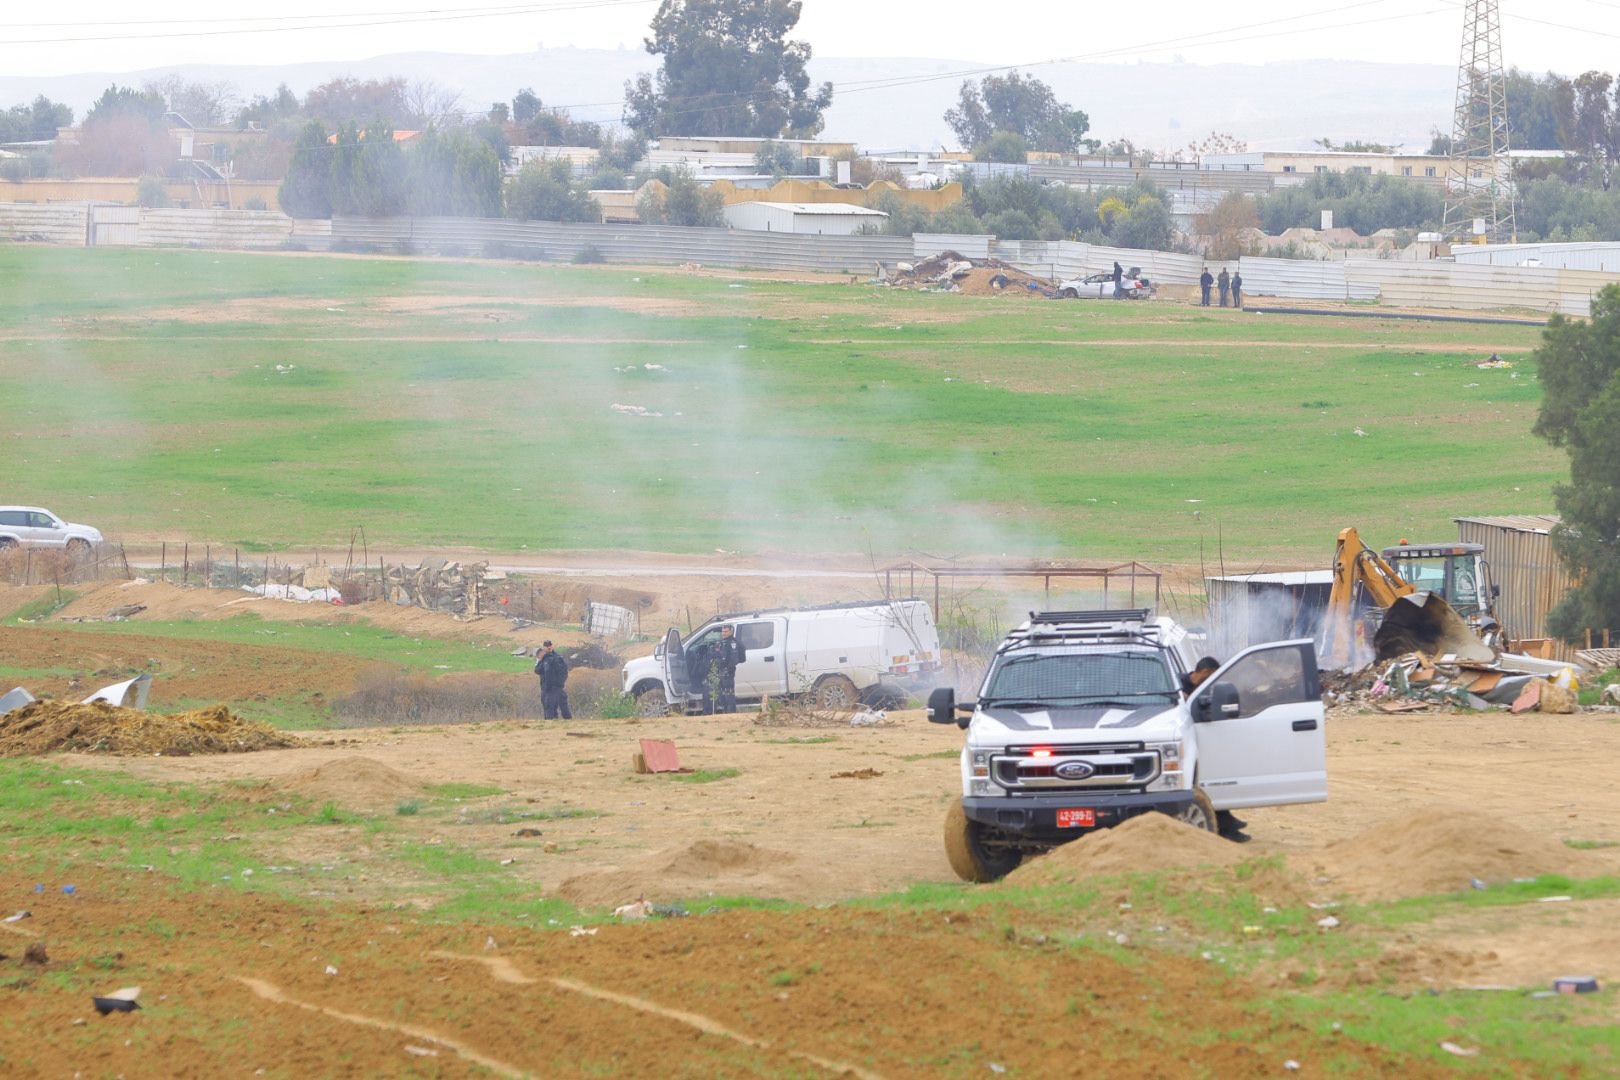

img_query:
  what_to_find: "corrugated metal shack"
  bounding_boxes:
[1454,515,1575,656]
[1205,571,1334,658]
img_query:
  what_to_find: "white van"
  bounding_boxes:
[622,600,942,715]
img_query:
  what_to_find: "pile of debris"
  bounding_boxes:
[0,701,301,756]
[1325,651,1581,714]
[383,557,489,615]
[882,251,1055,297]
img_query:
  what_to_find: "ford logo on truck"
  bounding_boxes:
[1054,761,1095,780]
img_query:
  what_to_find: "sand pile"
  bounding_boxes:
[955,266,1048,297]
[1301,808,1591,900]
[558,839,792,908]
[0,701,300,756]
[281,756,424,807]
[1005,813,1246,887]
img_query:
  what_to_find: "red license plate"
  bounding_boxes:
[1055,808,1095,829]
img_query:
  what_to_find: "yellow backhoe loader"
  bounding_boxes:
[1319,527,1497,669]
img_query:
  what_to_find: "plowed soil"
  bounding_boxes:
[0,864,1453,1079]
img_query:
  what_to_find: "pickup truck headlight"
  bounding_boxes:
[969,750,991,779]
[970,779,995,796]
[1148,741,1185,790]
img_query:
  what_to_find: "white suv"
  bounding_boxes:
[0,506,104,557]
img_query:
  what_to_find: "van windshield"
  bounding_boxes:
[982,650,1177,708]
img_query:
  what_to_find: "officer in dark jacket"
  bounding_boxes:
[710,624,746,714]
[1112,260,1124,298]
[1231,270,1244,309]
[1217,267,1231,307]
[535,640,571,720]
[1199,268,1214,306]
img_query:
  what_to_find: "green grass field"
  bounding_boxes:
[0,246,1560,564]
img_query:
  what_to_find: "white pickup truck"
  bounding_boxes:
[930,608,1327,881]
[622,599,941,715]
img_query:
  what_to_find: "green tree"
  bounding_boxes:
[975,131,1029,164]
[1111,194,1172,250]
[636,167,724,226]
[624,0,833,138]
[512,88,542,124]
[406,128,503,217]
[237,83,300,129]
[1252,172,1442,234]
[69,84,172,176]
[328,121,405,216]
[506,159,602,222]
[279,120,332,218]
[946,71,1094,154]
[0,95,73,142]
[1531,285,1620,639]
[754,139,804,177]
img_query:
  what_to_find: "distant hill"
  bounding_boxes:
[0,49,1453,153]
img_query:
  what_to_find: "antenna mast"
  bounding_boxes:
[1443,0,1514,243]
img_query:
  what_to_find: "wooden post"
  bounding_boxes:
[119,543,131,580]
[1586,628,1593,650]
[25,548,32,586]
[182,542,189,585]
[205,545,211,587]
[1606,628,1612,649]
[160,541,166,582]
[235,548,241,588]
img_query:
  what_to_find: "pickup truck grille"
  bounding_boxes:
[993,744,1158,792]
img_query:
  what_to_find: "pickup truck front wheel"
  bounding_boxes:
[813,674,860,710]
[634,687,671,717]
[1170,788,1218,832]
[944,801,1022,883]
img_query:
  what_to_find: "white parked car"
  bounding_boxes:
[1056,269,1155,300]
[622,599,942,715]
[0,506,104,557]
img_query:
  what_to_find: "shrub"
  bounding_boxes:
[572,244,604,264]
[243,196,269,211]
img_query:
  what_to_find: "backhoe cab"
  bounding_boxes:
[1319,528,1499,670]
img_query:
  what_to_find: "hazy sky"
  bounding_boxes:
[2,0,1616,78]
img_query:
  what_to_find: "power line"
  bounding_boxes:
[2,0,653,45]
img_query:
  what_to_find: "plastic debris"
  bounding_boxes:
[1439,1041,1479,1057]
[1317,915,1341,929]
[92,987,141,1015]
[1553,976,1599,994]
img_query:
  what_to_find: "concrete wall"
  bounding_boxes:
[0,203,327,249]
[0,177,282,211]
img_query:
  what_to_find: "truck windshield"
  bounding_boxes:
[1391,556,1481,612]
[982,651,1177,707]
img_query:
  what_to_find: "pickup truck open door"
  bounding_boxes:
[661,627,691,705]
[1190,640,1328,810]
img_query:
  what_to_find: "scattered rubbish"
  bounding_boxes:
[1470,878,1487,890]
[324,965,339,976]
[568,926,598,938]
[614,900,653,921]
[82,674,152,711]
[1538,895,1573,903]
[23,942,48,965]
[404,1046,439,1058]
[61,884,76,895]
[610,403,663,418]
[1476,358,1515,369]
[1553,976,1598,993]
[0,688,37,717]
[103,604,146,621]
[243,583,341,603]
[0,701,298,757]
[1316,915,1341,929]
[1284,1063,1301,1072]
[2,910,29,922]
[849,707,886,727]
[484,936,498,952]
[499,858,516,866]
[633,738,683,775]
[513,828,543,838]
[1439,1041,1479,1057]
[831,768,884,779]
[989,1064,1007,1075]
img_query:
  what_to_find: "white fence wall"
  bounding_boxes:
[1451,241,1620,271]
[913,233,993,260]
[0,202,88,244]
[333,217,913,273]
[1237,257,1377,301]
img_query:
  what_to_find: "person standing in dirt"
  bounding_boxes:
[1217,267,1231,307]
[1199,267,1214,306]
[1231,270,1244,309]
[535,640,571,720]
[1112,260,1124,298]
[710,623,745,714]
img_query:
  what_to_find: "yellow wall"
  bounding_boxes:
[708,178,962,213]
[0,178,282,211]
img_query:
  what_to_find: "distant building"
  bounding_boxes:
[723,201,887,235]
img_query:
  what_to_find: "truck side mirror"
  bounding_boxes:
[927,687,956,725]
[1196,682,1242,722]
[1491,584,1501,598]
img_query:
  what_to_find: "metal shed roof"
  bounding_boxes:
[1453,514,1560,534]
[744,201,886,216]
[1206,571,1333,585]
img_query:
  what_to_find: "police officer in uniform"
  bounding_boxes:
[535,640,571,720]
[711,624,745,714]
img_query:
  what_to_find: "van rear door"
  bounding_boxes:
[734,617,788,696]
[1190,640,1327,810]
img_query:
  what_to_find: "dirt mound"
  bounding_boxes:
[956,266,1050,298]
[280,756,424,807]
[1301,807,1592,900]
[0,701,299,756]
[1005,812,1246,887]
[557,839,792,908]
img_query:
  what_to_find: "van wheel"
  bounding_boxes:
[944,802,1022,883]
[1170,789,1218,832]
[0,538,16,551]
[813,674,860,710]
[635,687,670,717]
[66,538,92,559]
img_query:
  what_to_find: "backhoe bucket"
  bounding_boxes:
[1372,592,1495,663]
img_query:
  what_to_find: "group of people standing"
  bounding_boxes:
[1199,267,1243,308]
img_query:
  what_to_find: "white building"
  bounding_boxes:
[723,201,888,235]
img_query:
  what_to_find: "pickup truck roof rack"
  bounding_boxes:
[999,609,1170,655]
